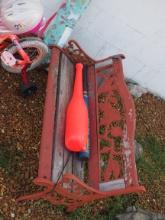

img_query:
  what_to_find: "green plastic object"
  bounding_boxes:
[44,0,91,46]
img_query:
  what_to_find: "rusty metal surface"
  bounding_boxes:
[113,59,139,186]
[17,175,145,212]
[17,41,145,211]
[96,58,138,187]
[58,40,125,66]
[87,65,100,189]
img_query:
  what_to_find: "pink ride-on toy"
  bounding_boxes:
[0,0,49,97]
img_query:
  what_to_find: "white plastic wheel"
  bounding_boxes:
[1,38,49,74]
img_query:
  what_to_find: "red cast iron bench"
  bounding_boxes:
[18,40,145,211]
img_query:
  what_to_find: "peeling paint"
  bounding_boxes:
[128,108,133,119]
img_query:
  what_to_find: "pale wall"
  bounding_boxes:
[41,0,165,98]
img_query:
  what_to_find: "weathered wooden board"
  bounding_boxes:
[38,48,60,180]
[99,179,125,192]
[52,54,73,182]
[52,54,84,182]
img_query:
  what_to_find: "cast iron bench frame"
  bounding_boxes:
[18,40,145,211]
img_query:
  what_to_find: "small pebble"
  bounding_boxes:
[1,129,5,134]
[11,213,15,218]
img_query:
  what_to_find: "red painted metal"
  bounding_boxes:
[113,58,139,186]
[87,65,100,189]
[21,65,30,86]
[38,48,60,179]
[0,34,31,65]
[17,41,145,211]
[17,175,145,212]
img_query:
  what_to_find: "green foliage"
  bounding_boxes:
[0,142,23,173]
[0,146,11,169]
[68,194,138,220]
[137,136,165,184]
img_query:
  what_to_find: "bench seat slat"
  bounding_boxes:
[99,179,125,192]
[52,54,84,182]
[72,153,84,180]
[38,48,60,180]
[52,54,73,182]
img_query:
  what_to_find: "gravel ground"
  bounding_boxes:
[0,66,164,219]
[134,94,165,215]
[135,94,165,144]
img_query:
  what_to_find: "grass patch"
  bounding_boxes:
[0,142,24,173]
[67,194,138,220]
[136,136,165,184]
